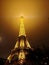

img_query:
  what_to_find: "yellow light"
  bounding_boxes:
[19,16,26,36]
[20,39,25,48]
[20,16,24,22]
[18,50,25,60]
[14,41,19,48]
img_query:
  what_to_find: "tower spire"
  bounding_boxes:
[19,16,26,37]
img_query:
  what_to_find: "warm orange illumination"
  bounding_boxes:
[26,40,31,48]
[19,16,26,36]
[18,50,25,60]
[14,41,19,48]
[7,54,13,63]
[20,39,25,48]
[20,16,24,22]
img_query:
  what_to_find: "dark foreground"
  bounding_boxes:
[0,48,49,65]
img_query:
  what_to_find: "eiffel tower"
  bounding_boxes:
[5,16,33,65]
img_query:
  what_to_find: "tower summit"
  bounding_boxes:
[14,16,31,49]
[19,16,26,37]
[5,16,33,65]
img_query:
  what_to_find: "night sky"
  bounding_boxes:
[0,0,49,58]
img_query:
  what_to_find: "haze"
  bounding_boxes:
[0,0,49,58]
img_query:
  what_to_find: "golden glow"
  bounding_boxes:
[20,39,25,48]
[7,55,11,60]
[1,0,48,38]
[14,41,19,48]
[26,40,31,48]
[19,16,26,36]
[20,16,24,22]
[19,60,24,64]
[7,54,13,63]
[18,50,25,60]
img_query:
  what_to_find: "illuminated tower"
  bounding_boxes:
[5,16,33,65]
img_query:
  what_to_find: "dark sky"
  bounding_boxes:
[0,0,49,58]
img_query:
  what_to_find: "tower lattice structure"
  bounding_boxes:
[5,16,33,65]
